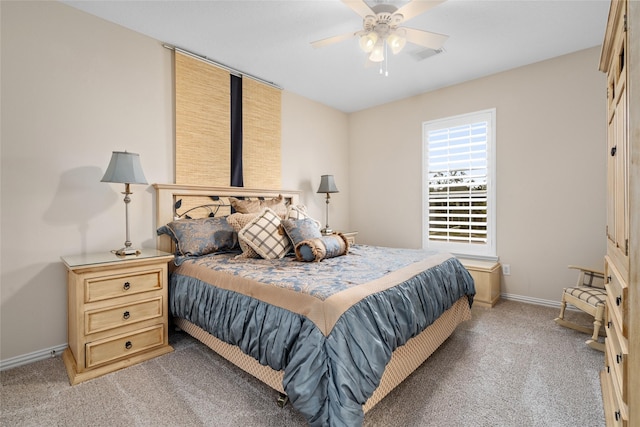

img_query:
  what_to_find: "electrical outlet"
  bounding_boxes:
[502,264,511,275]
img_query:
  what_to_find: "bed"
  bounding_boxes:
[154,184,475,426]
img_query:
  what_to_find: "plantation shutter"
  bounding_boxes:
[424,110,494,255]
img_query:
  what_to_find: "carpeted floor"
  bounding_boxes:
[1,300,605,426]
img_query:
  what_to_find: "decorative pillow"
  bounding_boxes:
[281,218,322,247]
[226,212,260,258]
[284,205,322,228]
[295,233,350,262]
[238,208,292,259]
[229,195,287,217]
[156,217,238,257]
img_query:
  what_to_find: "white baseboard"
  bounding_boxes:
[500,292,563,309]
[0,343,68,371]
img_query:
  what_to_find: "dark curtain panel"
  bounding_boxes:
[230,75,243,187]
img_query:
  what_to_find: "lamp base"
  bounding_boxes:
[114,247,141,257]
[320,228,333,236]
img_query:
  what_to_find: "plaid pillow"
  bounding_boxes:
[238,208,292,259]
[226,212,260,258]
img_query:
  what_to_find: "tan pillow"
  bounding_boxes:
[229,195,287,217]
[226,212,260,258]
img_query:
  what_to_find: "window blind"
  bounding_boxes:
[424,109,495,258]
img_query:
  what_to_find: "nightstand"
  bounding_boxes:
[340,231,358,246]
[61,249,174,385]
[458,258,501,308]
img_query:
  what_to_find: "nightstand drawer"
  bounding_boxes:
[85,297,163,335]
[85,269,163,303]
[86,324,165,368]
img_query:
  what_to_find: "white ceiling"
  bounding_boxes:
[62,0,610,113]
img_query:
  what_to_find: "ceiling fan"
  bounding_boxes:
[311,0,449,64]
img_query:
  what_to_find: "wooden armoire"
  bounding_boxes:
[598,1,639,425]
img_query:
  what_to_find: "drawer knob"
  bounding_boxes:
[125,341,133,350]
[123,282,131,291]
[607,275,612,283]
[607,365,610,373]
[615,410,621,421]
[123,311,130,320]
[608,321,612,329]
[617,353,622,364]
[616,296,622,306]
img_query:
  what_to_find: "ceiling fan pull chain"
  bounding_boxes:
[383,41,389,77]
[385,42,389,76]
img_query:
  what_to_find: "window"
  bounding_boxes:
[422,109,496,259]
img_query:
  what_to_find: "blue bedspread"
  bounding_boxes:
[170,245,475,426]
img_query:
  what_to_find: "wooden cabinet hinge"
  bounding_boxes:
[624,14,627,32]
[625,238,629,256]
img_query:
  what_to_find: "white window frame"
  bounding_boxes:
[422,108,496,259]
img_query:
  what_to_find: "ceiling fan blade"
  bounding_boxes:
[311,31,357,49]
[341,0,375,18]
[395,0,446,22]
[403,27,449,50]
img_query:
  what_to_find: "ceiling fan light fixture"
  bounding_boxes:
[369,40,385,62]
[387,31,407,55]
[359,32,378,53]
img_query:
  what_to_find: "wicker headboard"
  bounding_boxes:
[153,183,301,253]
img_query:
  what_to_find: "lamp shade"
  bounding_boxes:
[317,175,339,194]
[369,40,385,63]
[359,32,378,53]
[101,151,148,185]
[388,30,407,55]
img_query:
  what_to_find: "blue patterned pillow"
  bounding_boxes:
[157,217,238,258]
[281,218,322,247]
[295,233,349,262]
[284,205,322,229]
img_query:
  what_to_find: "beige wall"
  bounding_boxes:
[0,1,348,361]
[348,46,607,303]
[282,91,350,231]
[1,1,174,361]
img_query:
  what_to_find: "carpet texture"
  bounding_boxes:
[1,300,604,426]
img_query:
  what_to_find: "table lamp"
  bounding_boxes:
[101,151,148,256]
[317,174,339,235]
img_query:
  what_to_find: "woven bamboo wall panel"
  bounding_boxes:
[242,78,282,188]
[175,52,230,186]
